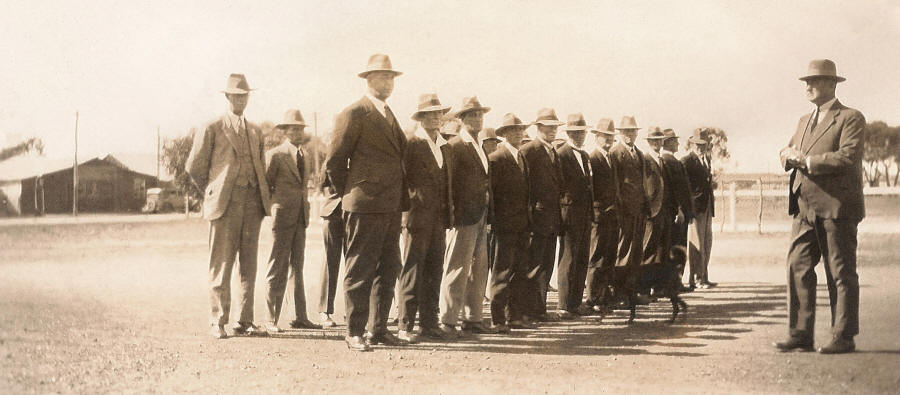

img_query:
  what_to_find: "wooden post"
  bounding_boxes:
[73,111,79,216]
[757,178,763,234]
[728,182,736,231]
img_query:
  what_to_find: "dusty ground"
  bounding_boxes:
[1,216,899,394]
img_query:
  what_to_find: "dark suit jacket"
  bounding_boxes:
[265,141,311,228]
[446,131,491,227]
[681,152,715,217]
[589,149,616,219]
[556,144,593,229]
[660,151,695,218]
[319,174,342,220]
[402,133,450,230]
[643,153,665,219]
[325,96,409,213]
[488,144,530,234]
[608,142,648,217]
[784,99,865,220]
[521,139,562,236]
[186,114,271,220]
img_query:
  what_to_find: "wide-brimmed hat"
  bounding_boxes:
[222,73,253,94]
[495,113,529,135]
[533,108,564,126]
[455,96,491,118]
[276,109,306,128]
[478,127,500,142]
[799,59,845,82]
[411,93,451,120]
[645,126,666,140]
[358,54,403,78]
[591,118,616,135]
[565,113,589,131]
[662,128,678,140]
[616,116,640,130]
[688,129,709,144]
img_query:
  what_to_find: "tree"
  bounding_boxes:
[160,128,201,200]
[685,127,730,187]
[0,137,44,162]
[862,121,898,187]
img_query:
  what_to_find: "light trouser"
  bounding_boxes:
[439,213,489,326]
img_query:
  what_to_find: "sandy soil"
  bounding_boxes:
[1,218,898,394]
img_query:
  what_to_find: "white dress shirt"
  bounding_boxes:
[648,148,662,166]
[365,92,389,118]
[568,141,586,174]
[459,128,489,172]
[224,111,246,133]
[501,140,520,165]
[414,127,446,168]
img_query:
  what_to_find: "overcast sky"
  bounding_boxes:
[2,0,898,172]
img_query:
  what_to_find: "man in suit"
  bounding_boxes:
[555,113,594,318]
[775,59,865,354]
[607,116,648,307]
[397,93,452,342]
[681,129,717,289]
[487,113,534,332]
[660,129,695,291]
[186,73,271,339]
[262,110,317,333]
[585,119,618,313]
[439,96,494,337]
[325,54,409,351]
[521,108,565,322]
[317,174,342,328]
[641,127,667,271]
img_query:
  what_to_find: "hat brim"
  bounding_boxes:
[495,124,529,135]
[411,106,452,120]
[565,125,588,131]
[455,107,492,118]
[645,135,667,140]
[534,120,564,126]
[799,75,845,82]
[591,129,617,135]
[688,137,708,144]
[615,127,641,131]
[358,70,403,78]
[222,88,254,94]
[276,122,307,128]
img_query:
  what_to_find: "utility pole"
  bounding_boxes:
[313,112,319,179]
[156,126,161,185]
[73,111,79,216]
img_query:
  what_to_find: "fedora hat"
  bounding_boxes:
[411,93,451,120]
[533,107,564,126]
[565,113,589,131]
[495,112,529,135]
[645,126,667,140]
[662,128,678,140]
[591,118,616,135]
[478,127,500,142]
[276,109,306,128]
[222,73,253,94]
[455,96,491,118]
[616,115,640,130]
[358,54,403,78]
[799,59,845,82]
[688,128,709,144]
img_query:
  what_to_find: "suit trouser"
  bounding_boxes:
[398,222,446,331]
[529,232,558,317]
[264,213,308,325]
[490,230,532,325]
[787,197,860,340]
[342,211,402,337]
[672,217,690,279]
[208,185,264,326]
[688,202,713,284]
[318,215,344,314]
[439,213,489,326]
[585,212,618,306]
[557,218,591,312]
[613,212,645,299]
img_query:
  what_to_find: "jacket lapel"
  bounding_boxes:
[364,98,402,154]
[803,101,841,154]
[283,146,303,183]
[220,115,241,153]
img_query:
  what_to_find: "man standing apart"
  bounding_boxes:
[681,129,717,289]
[398,94,452,342]
[440,96,493,337]
[325,54,409,351]
[775,59,864,354]
[187,74,271,339]
[585,119,618,313]
[521,108,565,322]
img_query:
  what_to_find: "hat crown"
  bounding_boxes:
[478,127,499,141]
[662,128,677,139]
[359,53,402,77]
[535,107,560,122]
[455,96,490,117]
[223,73,251,94]
[285,109,304,124]
[617,115,639,130]
[689,128,710,144]
[801,58,845,82]
[566,112,587,127]
[593,118,615,134]
[417,93,443,111]
[646,126,666,139]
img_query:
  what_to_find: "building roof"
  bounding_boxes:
[0,153,164,183]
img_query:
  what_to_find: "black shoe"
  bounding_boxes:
[818,337,855,354]
[699,281,718,288]
[493,324,511,334]
[461,321,496,334]
[231,322,268,337]
[420,326,452,340]
[345,335,371,352]
[365,331,406,346]
[509,319,537,329]
[680,285,695,293]
[290,318,319,329]
[773,337,814,352]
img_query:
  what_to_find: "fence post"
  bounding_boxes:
[757,178,763,234]
[728,182,737,231]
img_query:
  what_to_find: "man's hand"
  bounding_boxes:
[780,146,807,170]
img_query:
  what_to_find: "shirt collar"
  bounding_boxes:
[594,146,609,156]
[365,92,388,110]
[415,127,447,147]
[567,140,583,152]
[225,111,245,130]
[536,136,554,151]
[459,128,479,144]
[501,141,519,158]
[662,147,677,155]
[817,97,838,114]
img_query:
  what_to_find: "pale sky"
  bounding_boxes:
[2,0,899,173]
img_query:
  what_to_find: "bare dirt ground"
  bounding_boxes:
[1,217,899,394]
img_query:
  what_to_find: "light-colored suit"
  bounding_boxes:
[186,113,271,326]
[263,140,312,326]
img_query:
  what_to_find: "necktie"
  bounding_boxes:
[517,152,526,174]
[579,150,590,175]
[296,150,304,178]
[800,108,818,149]
[384,105,395,128]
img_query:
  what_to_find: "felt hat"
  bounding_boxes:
[564,113,589,131]
[645,126,667,140]
[478,127,500,142]
[799,59,845,82]
[591,118,616,135]
[411,93,451,120]
[533,107,565,126]
[454,96,491,118]
[276,109,306,128]
[222,73,253,94]
[616,115,640,130]
[358,54,403,78]
[688,129,709,145]
[495,113,529,135]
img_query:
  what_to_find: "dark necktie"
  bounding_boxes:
[517,152,526,174]
[296,150,304,178]
[384,105,395,129]
[800,108,819,149]
[578,150,590,175]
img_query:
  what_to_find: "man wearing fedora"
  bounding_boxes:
[681,129,716,290]
[775,59,865,354]
[325,54,409,351]
[521,108,565,321]
[659,129,695,290]
[555,113,594,318]
[584,119,618,313]
[186,73,271,339]
[397,93,453,342]
[440,96,494,337]
[262,110,318,333]
[488,113,535,331]
[607,116,649,307]
[641,127,668,270]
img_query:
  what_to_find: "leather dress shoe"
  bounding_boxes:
[680,285,695,293]
[461,321,496,334]
[509,320,536,330]
[575,305,595,316]
[210,325,228,339]
[557,310,576,320]
[699,281,718,289]
[345,335,371,352]
[365,331,406,346]
[231,322,268,337]
[818,337,855,354]
[397,330,419,344]
[290,318,319,329]
[439,324,462,340]
[320,313,336,328]
[592,305,612,315]
[493,324,511,334]
[264,323,283,333]
[773,337,814,352]
[419,326,451,340]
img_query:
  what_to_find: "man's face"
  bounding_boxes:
[663,138,679,152]
[419,111,443,131]
[503,128,526,148]
[366,71,395,100]
[482,140,499,155]
[620,129,638,146]
[226,93,249,115]
[694,143,709,155]
[648,139,663,152]
[805,77,836,105]
[461,111,484,133]
[285,125,308,146]
[567,130,586,148]
[536,124,557,142]
[600,134,615,151]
